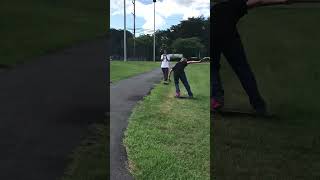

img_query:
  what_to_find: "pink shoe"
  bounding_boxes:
[211,98,223,111]
[175,92,180,98]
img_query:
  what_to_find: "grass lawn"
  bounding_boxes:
[62,124,108,180]
[110,61,160,82]
[213,7,320,179]
[0,0,107,66]
[124,63,210,179]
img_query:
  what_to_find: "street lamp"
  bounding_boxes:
[124,0,127,62]
[132,0,136,59]
[153,0,156,62]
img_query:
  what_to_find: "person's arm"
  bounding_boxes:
[246,0,290,8]
[187,59,202,64]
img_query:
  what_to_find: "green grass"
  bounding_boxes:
[62,124,108,180]
[124,63,210,179]
[213,7,320,179]
[110,61,160,82]
[0,0,107,66]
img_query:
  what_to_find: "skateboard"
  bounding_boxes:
[174,96,194,99]
[213,107,276,118]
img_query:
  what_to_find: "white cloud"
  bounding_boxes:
[111,0,210,34]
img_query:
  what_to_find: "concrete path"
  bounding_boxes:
[0,37,108,180]
[110,69,162,180]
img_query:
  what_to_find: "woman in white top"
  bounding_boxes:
[160,50,170,82]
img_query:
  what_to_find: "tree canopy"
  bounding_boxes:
[110,16,210,61]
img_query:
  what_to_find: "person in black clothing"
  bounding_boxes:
[169,58,202,98]
[211,0,290,115]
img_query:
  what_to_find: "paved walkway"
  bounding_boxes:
[0,37,108,180]
[110,69,162,180]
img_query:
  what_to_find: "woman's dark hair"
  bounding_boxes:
[161,49,167,54]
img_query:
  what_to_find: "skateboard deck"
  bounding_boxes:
[174,96,193,99]
[213,107,276,118]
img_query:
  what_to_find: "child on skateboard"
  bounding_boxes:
[211,0,290,116]
[169,58,202,98]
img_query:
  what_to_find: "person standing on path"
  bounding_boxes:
[169,58,202,98]
[160,50,170,83]
[211,0,291,116]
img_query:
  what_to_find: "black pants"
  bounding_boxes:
[212,31,266,110]
[174,72,193,96]
[162,68,169,81]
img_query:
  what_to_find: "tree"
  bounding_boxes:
[110,29,133,59]
[159,16,210,56]
[171,37,205,58]
[135,35,153,60]
[110,16,210,61]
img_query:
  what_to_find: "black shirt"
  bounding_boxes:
[172,61,188,74]
[212,0,248,44]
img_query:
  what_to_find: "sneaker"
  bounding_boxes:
[211,98,224,111]
[175,92,180,98]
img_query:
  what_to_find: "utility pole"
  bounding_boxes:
[153,0,156,62]
[124,0,127,62]
[132,0,136,59]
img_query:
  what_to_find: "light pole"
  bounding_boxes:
[132,0,136,59]
[153,0,156,62]
[124,0,127,62]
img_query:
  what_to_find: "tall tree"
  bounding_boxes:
[171,37,205,58]
[110,16,210,60]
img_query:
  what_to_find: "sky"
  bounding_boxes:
[110,0,210,36]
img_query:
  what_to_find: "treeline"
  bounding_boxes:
[109,16,210,61]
